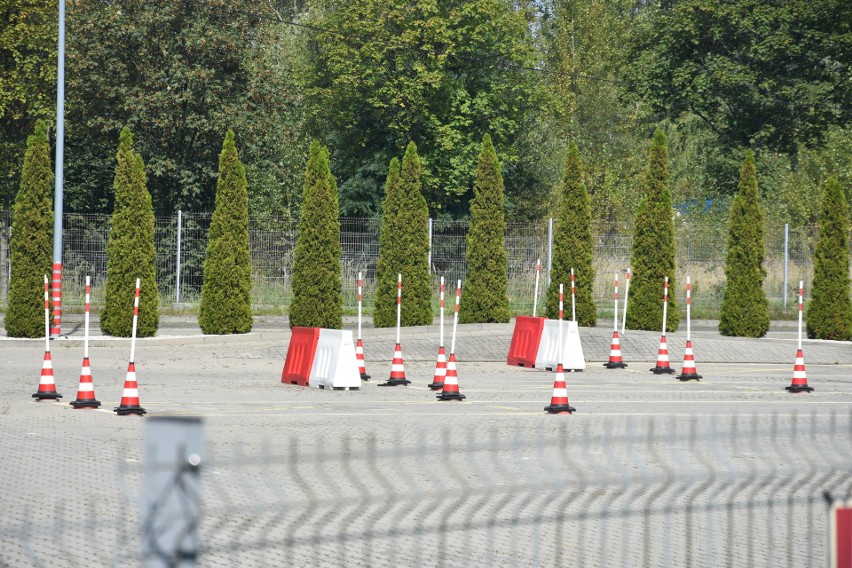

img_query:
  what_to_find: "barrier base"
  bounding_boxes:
[360,372,371,381]
[32,392,62,400]
[604,361,627,369]
[70,399,101,409]
[544,403,575,414]
[676,372,702,381]
[437,392,466,401]
[114,405,147,416]
[380,378,411,387]
[650,366,676,374]
[785,384,814,393]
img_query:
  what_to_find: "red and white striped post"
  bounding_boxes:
[32,274,62,400]
[570,268,576,323]
[604,273,627,368]
[533,258,541,317]
[50,262,62,338]
[651,276,674,374]
[676,276,702,381]
[621,268,631,335]
[786,280,813,393]
[71,275,100,408]
[437,279,465,400]
[355,272,370,380]
[428,277,448,390]
[115,278,146,415]
[545,282,575,413]
[383,274,410,386]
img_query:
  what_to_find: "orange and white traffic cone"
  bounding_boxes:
[604,331,627,369]
[785,349,814,393]
[382,343,411,386]
[650,335,675,374]
[70,357,101,409]
[676,340,702,381]
[428,346,447,390]
[32,351,62,401]
[355,338,370,381]
[544,363,575,414]
[437,353,465,400]
[114,362,146,416]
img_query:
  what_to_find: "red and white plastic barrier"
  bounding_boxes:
[309,329,361,390]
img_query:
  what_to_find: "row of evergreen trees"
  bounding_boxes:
[5,124,851,341]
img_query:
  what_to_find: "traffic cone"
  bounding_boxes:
[436,353,465,400]
[381,343,410,386]
[604,331,627,368]
[114,362,146,416]
[355,339,370,381]
[785,349,814,393]
[32,351,62,401]
[428,346,447,390]
[70,357,101,409]
[676,341,702,381]
[544,364,575,414]
[650,335,675,374]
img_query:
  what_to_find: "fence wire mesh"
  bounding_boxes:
[0,212,829,315]
[1,412,849,567]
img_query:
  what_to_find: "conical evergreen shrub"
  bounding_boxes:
[374,142,431,327]
[100,128,159,337]
[5,120,53,338]
[545,142,596,326]
[626,129,679,331]
[459,134,510,323]
[719,150,770,337]
[806,177,852,340]
[198,130,253,334]
[288,143,343,328]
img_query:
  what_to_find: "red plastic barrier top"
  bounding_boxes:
[281,327,321,386]
[507,316,545,367]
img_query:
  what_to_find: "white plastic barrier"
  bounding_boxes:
[308,329,362,390]
[534,320,586,372]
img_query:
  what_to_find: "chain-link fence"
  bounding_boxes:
[0,212,826,316]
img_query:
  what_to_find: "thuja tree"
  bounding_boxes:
[100,128,159,337]
[288,143,342,328]
[198,130,252,334]
[545,142,595,326]
[459,134,510,323]
[5,120,53,338]
[374,142,431,327]
[719,150,770,337]
[626,129,680,332]
[807,177,852,340]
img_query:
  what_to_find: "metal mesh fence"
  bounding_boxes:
[0,212,829,315]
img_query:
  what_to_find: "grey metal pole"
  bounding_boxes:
[50,0,66,338]
[783,223,789,309]
[546,217,553,286]
[175,210,182,304]
[427,217,433,275]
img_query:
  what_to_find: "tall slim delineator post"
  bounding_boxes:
[546,217,553,286]
[604,273,627,368]
[428,277,448,390]
[783,223,789,309]
[570,268,576,322]
[437,279,465,400]
[558,283,564,366]
[676,276,702,381]
[51,0,67,338]
[33,274,62,400]
[174,210,182,304]
[544,283,575,413]
[621,268,631,336]
[532,258,541,317]
[115,278,147,415]
[382,274,410,386]
[651,276,674,374]
[71,275,101,408]
[355,272,369,380]
[427,218,433,274]
[786,280,814,393]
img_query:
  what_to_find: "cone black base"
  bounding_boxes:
[544,403,575,414]
[676,372,702,381]
[427,382,444,390]
[70,399,101,409]
[437,392,466,401]
[650,366,676,374]
[785,385,814,393]
[604,362,627,369]
[32,392,62,400]
[114,405,146,416]
[360,373,371,381]
[380,378,411,387]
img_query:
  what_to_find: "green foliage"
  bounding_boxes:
[374,142,432,327]
[100,128,159,338]
[627,0,852,155]
[459,134,510,323]
[288,142,343,328]
[806,178,852,340]
[626,130,680,332]
[198,130,253,334]
[5,120,52,337]
[304,0,543,217]
[719,151,770,337]
[545,142,596,325]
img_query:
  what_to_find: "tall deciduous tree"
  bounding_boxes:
[100,128,159,337]
[626,129,679,331]
[546,142,596,326]
[807,178,852,340]
[288,142,343,328]
[4,119,52,337]
[459,134,510,323]
[374,142,431,327]
[198,130,252,334]
[719,150,770,337]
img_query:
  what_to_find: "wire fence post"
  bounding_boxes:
[783,223,789,309]
[547,217,553,287]
[427,217,433,275]
[175,210,182,305]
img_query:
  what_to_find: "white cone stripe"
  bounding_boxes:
[434,368,447,377]
[77,383,95,392]
[657,354,670,362]
[392,364,405,372]
[437,354,446,362]
[551,387,568,397]
[80,368,92,377]
[793,371,807,378]
[42,361,53,370]
[122,388,139,398]
[40,377,56,385]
